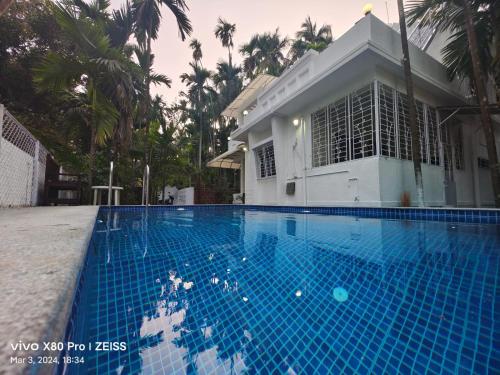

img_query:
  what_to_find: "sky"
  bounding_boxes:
[109,0,400,103]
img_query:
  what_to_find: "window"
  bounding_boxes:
[329,97,349,163]
[379,83,397,158]
[426,106,440,165]
[416,101,427,163]
[255,142,276,178]
[312,108,328,167]
[397,92,412,160]
[350,84,376,159]
[310,80,443,169]
[454,125,464,170]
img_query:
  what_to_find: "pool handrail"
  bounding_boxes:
[142,164,150,206]
[107,161,113,207]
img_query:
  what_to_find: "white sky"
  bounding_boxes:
[109,0,400,103]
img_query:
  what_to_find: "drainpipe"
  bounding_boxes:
[301,117,308,206]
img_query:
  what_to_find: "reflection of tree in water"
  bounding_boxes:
[169,241,251,374]
[80,211,289,374]
[105,249,174,374]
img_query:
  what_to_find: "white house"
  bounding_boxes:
[207,13,500,207]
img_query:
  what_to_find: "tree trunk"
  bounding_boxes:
[198,92,203,169]
[397,0,424,207]
[144,23,153,165]
[463,0,500,207]
[228,46,232,67]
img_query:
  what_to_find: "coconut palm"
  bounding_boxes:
[214,18,236,66]
[397,0,425,206]
[406,0,500,207]
[132,0,192,163]
[240,29,289,80]
[289,16,332,63]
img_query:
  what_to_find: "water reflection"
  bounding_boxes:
[66,209,499,374]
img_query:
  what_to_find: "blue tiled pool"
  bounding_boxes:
[62,206,499,374]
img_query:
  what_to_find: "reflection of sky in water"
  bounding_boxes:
[65,208,500,374]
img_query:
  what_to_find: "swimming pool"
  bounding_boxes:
[62,206,499,374]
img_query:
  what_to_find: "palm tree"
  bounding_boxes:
[397,0,425,206]
[406,0,500,207]
[240,30,289,80]
[34,1,138,189]
[214,18,236,66]
[289,16,332,63]
[180,62,214,169]
[132,0,192,164]
[213,61,242,152]
[190,38,203,66]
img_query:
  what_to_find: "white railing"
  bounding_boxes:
[0,104,48,207]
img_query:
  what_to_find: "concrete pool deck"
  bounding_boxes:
[0,206,98,374]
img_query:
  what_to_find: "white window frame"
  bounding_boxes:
[254,141,276,179]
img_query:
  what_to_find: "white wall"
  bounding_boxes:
[176,187,194,205]
[379,158,444,207]
[0,140,34,207]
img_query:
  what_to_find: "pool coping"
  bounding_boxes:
[99,204,500,224]
[0,206,99,375]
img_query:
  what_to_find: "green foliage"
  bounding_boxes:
[288,16,333,63]
[406,0,500,99]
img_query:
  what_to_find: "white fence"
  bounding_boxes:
[0,104,48,207]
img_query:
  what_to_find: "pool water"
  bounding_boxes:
[63,207,499,374]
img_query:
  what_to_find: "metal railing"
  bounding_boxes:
[141,164,150,206]
[0,104,48,207]
[407,9,437,51]
[107,161,113,206]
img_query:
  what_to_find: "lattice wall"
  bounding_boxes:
[0,105,48,207]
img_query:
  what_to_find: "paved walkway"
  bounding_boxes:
[0,206,98,374]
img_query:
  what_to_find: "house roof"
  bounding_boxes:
[221,74,276,118]
[207,147,243,169]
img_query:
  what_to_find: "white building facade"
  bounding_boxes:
[208,14,500,207]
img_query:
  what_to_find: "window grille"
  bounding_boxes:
[426,106,440,165]
[454,124,464,170]
[378,83,397,158]
[328,97,348,163]
[310,81,443,169]
[255,141,276,178]
[397,92,412,160]
[350,84,375,160]
[311,107,328,167]
[416,101,427,163]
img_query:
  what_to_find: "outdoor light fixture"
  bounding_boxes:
[293,118,300,127]
[242,146,248,152]
[363,3,373,15]
[227,136,231,140]
[243,110,249,116]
